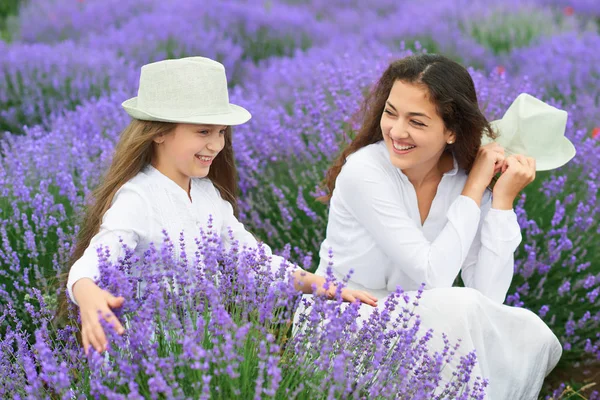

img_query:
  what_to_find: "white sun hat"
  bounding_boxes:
[481,93,576,171]
[122,57,251,126]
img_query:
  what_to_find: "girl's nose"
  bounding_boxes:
[206,134,225,153]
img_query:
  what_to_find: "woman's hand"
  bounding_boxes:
[338,287,379,307]
[292,269,378,307]
[322,283,378,307]
[492,154,536,209]
[72,278,126,356]
[463,143,506,206]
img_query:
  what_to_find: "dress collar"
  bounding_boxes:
[144,164,195,201]
[444,154,459,177]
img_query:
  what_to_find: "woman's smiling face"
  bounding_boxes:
[381,80,455,172]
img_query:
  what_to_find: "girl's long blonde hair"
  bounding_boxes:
[57,119,239,322]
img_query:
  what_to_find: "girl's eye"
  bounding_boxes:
[198,130,209,135]
[219,129,226,135]
[383,109,394,115]
[411,120,425,127]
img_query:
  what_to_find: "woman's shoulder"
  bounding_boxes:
[343,141,391,173]
[346,140,388,163]
[336,141,396,190]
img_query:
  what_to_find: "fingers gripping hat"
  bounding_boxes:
[482,93,576,171]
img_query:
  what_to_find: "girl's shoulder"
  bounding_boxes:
[126,169,158,193]
[112,172,154,203]
[111,167,167,207]
[104,175,154,217]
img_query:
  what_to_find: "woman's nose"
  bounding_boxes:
[389,120,410,139]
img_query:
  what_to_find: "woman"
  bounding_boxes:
[304,54,562,399]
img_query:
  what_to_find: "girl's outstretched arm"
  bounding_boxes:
[68,183,152,355]
[72,278,126,355]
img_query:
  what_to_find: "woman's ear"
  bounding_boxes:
[446,131,457,145]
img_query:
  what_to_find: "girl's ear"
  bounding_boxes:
[153,134,165,145]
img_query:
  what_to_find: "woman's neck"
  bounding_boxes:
[403,151,454,189]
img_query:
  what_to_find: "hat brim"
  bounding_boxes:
[121,97,251,126]
[533,136,576,171]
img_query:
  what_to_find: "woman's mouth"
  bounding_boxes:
[391,140,417,155]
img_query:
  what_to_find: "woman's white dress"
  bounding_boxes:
[294,141,562,399]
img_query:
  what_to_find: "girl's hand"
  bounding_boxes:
[463,143,506,205]
[72,278,126,356]
[492,154,536,209]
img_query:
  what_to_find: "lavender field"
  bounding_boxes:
[0,0,599,398]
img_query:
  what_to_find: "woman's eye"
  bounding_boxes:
[198,130,209,135]
[383,109,394,115]
[219,129,226,135]
[411,120,425,127]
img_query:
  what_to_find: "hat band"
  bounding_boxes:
[141,106,232,119]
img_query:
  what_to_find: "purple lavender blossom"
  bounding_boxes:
[0,0,598,396]
[0,231,485,398]
[0,42,135,134]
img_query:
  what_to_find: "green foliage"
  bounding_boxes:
[509,168,599,365]
[461,8,560,55]
[0,0,20,42]
[242,28,313,63]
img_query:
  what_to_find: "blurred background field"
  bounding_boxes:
[0,0,598,398]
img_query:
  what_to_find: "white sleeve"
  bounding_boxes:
[335,158,481,289]
[66,183,152,306]
[461,193,522,303]
[217,189,300,277]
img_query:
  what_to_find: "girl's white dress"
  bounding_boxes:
[295,141,562,400]
[66,164,297,305]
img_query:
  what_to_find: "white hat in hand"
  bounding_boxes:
[482,93,576,171]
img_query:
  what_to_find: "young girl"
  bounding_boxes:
[308,54,563,399]
[65,57,377,356]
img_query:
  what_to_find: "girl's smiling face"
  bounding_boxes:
[381,80,455,174]
[152,123,227,191]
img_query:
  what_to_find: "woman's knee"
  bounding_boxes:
[419,287,484,315]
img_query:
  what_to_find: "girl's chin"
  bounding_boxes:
[190,166,210,178]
